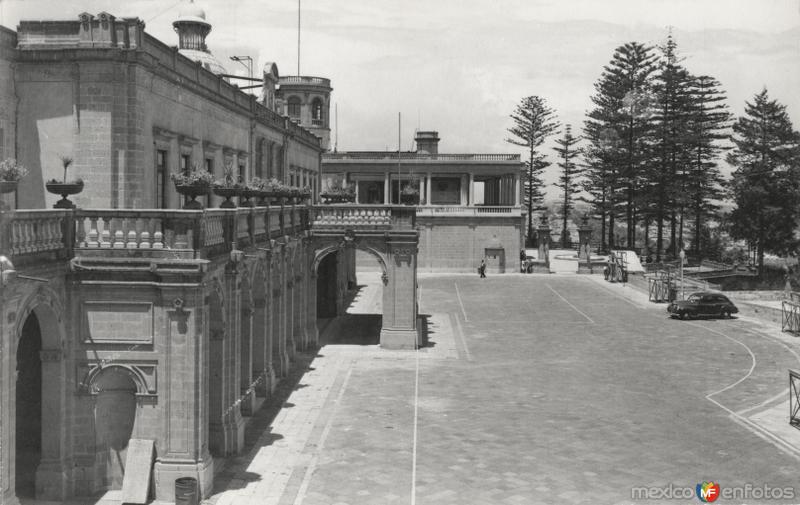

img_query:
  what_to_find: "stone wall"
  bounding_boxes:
[417,216,523,273]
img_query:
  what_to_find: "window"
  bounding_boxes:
[205,157,214,175]
[238,163,246,184]
[430,177,461,205]
[288,97,301,119]
[180,154,191,173]
[311,98,324,126]
[156,149,168,208]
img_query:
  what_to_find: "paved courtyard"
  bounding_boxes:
[202,272,800,505]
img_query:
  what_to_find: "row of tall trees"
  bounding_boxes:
[508,32,800,269]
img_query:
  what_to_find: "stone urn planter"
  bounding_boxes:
[174,183,210,209]
[213,186,241,208]
[0,181,18,194]
[46,180,84,209]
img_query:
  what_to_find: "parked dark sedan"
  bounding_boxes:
[667,292,738,319]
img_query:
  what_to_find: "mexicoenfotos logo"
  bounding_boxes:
[696,481,720,502]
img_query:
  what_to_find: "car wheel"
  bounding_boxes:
[723,310,731,319]
[679,311,687,320]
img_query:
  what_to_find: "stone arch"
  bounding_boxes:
[83,364,150,396]
[311,242,388,279]
[91,365,138,489]
[8,286,67,500]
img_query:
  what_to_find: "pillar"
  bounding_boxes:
[223,270,245,454]
[379,238,419,349]
[384,171,390,204]
[468,173,474,206]
[537,216,551,270]
[153,286,214,502]
[577,215,594,274]
[426,173,432,206]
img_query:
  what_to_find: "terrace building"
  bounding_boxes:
[322,131,524,273]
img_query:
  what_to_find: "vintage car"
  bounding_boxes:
[667,291,738,319]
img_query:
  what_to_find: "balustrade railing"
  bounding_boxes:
[3,210,70,256]
[2,205,309,262]
[311,205,416,230]
[416,206,520,217]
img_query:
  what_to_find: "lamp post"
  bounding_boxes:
[679,249,685,300]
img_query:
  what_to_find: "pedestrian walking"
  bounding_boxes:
[479,259,486,278]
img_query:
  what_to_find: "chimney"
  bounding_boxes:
[415,131,439,155]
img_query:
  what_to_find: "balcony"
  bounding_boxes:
[323,152,521,162]
[1,205,310,265]
[311,205,416,232]
[416,206,522,217]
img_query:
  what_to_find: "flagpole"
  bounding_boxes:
[397,112,402,204]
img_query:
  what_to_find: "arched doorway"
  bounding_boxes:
[316,252,338,318]
[93,367,138,489]
[207,288,225,457]
[15,313,42,498]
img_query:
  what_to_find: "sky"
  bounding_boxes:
[2,0,799,194]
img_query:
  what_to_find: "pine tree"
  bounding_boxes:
[553,125,582,247]
[685,75,731,257]
[584,42,657,251]
[507,96,560,244]
[649,33,694,260]
[728,89,800,273]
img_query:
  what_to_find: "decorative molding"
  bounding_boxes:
[39,348,63,362]
[77,361,158,396]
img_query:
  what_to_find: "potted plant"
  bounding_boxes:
[46,156,84,208]
[171,164,214,209]
[0,158,28,194]
[400,183,420,205]
[320,180,355,204]
[212,163,243,208]
[263,178,293,200]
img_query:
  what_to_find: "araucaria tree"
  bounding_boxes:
[584,42,657,251]
[685,75,730,257]
[507,96,560,244]
[553,125,582,247]
[728,89,800,274]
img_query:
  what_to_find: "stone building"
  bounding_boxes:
[0,7,425,505]
[322,131,524,273]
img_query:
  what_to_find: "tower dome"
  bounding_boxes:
[173,0,226,75]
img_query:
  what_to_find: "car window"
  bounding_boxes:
[687,294,701,302]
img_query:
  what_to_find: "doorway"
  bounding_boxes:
[15,313,42,498]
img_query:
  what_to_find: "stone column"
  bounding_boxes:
[153,286,214,502]
[468,173,474,206]
[239,304,254,416]
[223,269,244,454]
[426,173,432,206]
[252,284,269,398]
[384,171,390,204]
[538,216,551,269]
[577,215,594,274]
[379,238,419,349]
[35,348,69,500]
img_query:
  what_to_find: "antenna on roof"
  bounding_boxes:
[334,103,338,153]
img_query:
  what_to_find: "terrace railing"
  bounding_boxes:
[1,205,310,263]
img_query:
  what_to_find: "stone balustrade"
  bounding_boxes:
[416,206,521,217]
[311,205,415,231]
[1,205,310,262]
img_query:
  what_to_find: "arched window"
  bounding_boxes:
[288,96,301,119]
[311,98,324,126]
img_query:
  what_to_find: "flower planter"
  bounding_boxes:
[400,193,419,205]
[174,182,210,209]
[320,194,355,204]
[213,186,241,208]
[46,180,84,209]
[240,188,260,207]
[0,180,18,194]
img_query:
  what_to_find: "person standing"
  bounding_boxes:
[479,258,486,278]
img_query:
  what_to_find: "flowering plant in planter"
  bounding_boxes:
[0,158,28,182]
[320,180,355,203]
[0,158,27,195]
[171,164,214,209]
[170,165,215,189]
[400,182,420,204]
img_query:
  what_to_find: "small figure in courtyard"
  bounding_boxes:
[479,259,486,278]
